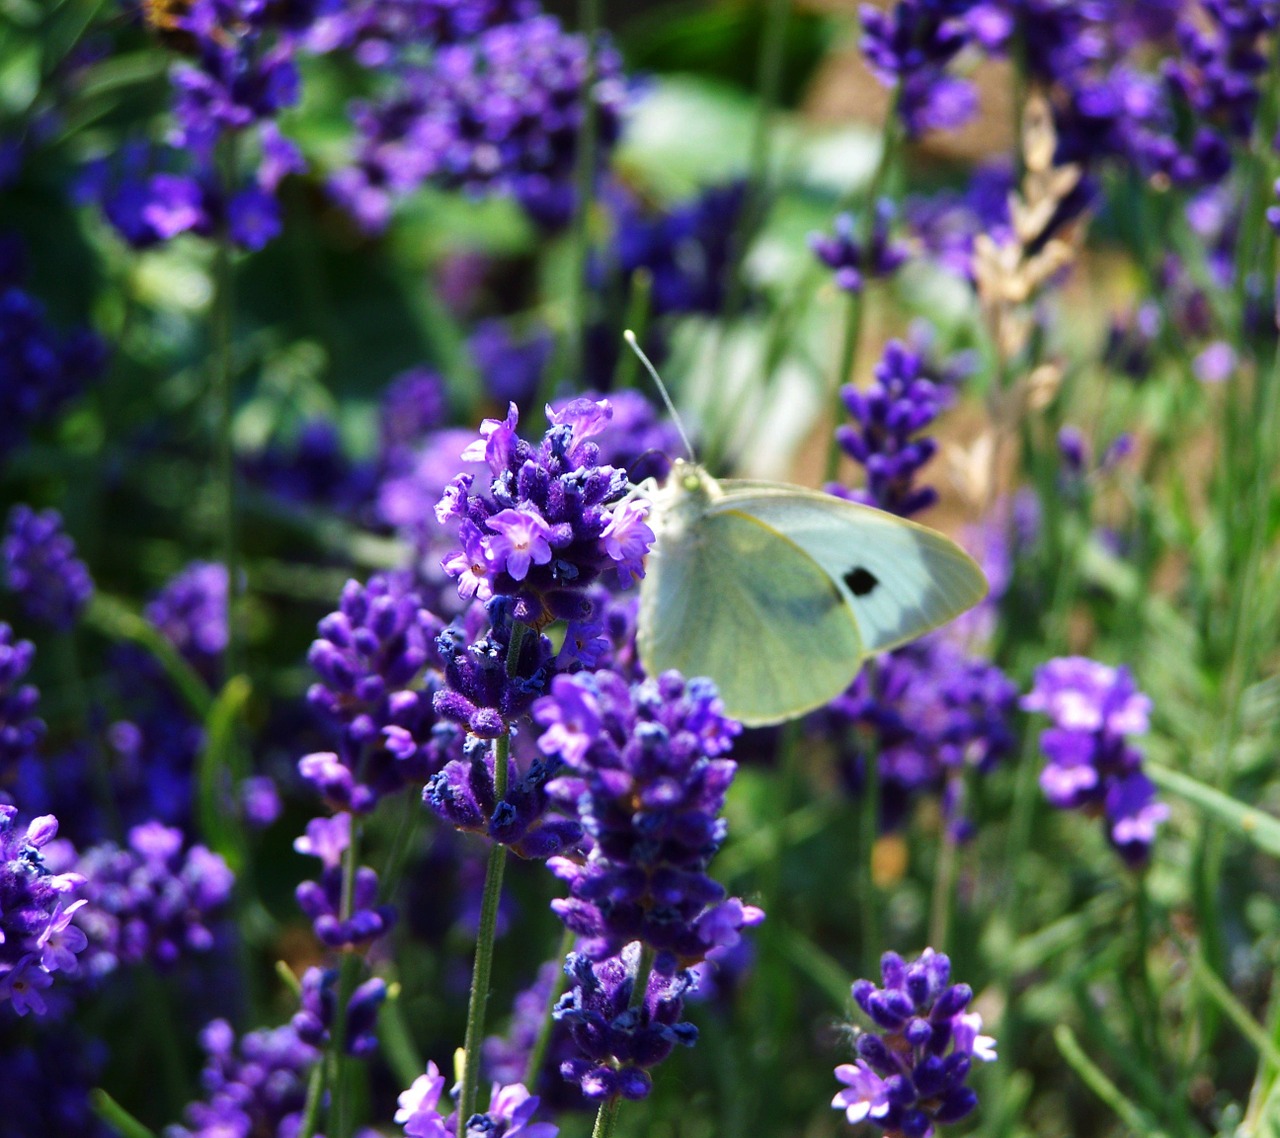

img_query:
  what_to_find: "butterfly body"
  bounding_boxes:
[637,460,988,726]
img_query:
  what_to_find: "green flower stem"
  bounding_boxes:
[212,153,241,681]
[523,925,576,1087]
[927,803,959,953]
[1054,1025,1173,1138]
[458,621,530,1122]
[590,1094,622,1138]
[857,725,882,978]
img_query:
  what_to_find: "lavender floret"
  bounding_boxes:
[0,624,44,778]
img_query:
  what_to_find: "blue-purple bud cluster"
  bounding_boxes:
[165,1018,322,1138]
[860,2,980,138]
[810,202,910,294]
[293,965,388,1057]
[437,399,655,628]
[0,624,43,775]
[553,948,699,1102]
[333,15,627,233]
[303,572,456,813]
[0,805,85,1016]
[1,507,95,630]
[833,949,996,1137]
[832,338,950,517]
[73,821,234,976]
[294,812,396,947]
[1022,656,1168,865]
[396,1060,559,1138]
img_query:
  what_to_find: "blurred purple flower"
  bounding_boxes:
[2,506,94,630]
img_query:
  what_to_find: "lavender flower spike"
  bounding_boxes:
[2,506,94,630]
[395,1059,559,1138]
[1022,657,1168,865]
[833,948,996,1136]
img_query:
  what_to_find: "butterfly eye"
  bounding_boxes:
[843,567,880,597]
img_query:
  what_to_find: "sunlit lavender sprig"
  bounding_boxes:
[71,820,234,977]
[1022,657,1168,865]
[0,623,43,777]
[831,338,950,517]
[80,0,313,249]
[396,1060,559,1138]
[1,506,94,630]
[0,804,86,1016]
[436,398,654,629]
[810,202,910,294]
[294,812,396,947]
[293,965,388,1058]
[332,15,627,232]
[833,948,996,1136]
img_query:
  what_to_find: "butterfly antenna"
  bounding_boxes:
[623,329,697,462]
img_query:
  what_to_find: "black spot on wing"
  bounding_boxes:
[844,566,879,597]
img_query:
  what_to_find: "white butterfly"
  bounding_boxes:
[636,459,989,727]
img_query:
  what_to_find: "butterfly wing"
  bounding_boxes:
[638,504,865,726]
[715,482,988,654]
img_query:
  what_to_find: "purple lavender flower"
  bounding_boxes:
[294,812,398,946]
[469,321,554,409]
[2,506,94,629]
[72,820,234,976]
[831,338,951,517]
[1022,656,1168,864]
[833,948,996,1136]
[860,2,981,138]
[905,163,1015,281]
[596,181,749,318]
[304,572,457,812]
[810,202,910,294]
[311,0,541,66]
[0,624,43,777]
[166,1018,320,1138]
[816,639,1017,837]
[396,1060,559,1138]
[437,399,655,627]
[0,804,86,1015]
[332,16,627,233]
[293,965,388,1057]
[145,561,229,681]
[0,277,107,460]
[553,947,699,1102]
[537,669,762,973]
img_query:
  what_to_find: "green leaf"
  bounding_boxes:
[1054,1025,1173,1138]
[197,675,253,872]
[89,1089,157,1138]
[1147,762,1280,858]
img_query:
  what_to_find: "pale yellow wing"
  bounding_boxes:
[638,506,865,727]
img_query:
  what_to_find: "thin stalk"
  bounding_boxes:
[212,144,241,680]
[590,1095,622,1138]
[613,269,653,391]
[858,743,882,977]
[523,926,576,1088]
[928,809,958,952]
[457,622,529,1122]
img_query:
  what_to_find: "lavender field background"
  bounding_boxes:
[2,1,1279,1136]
